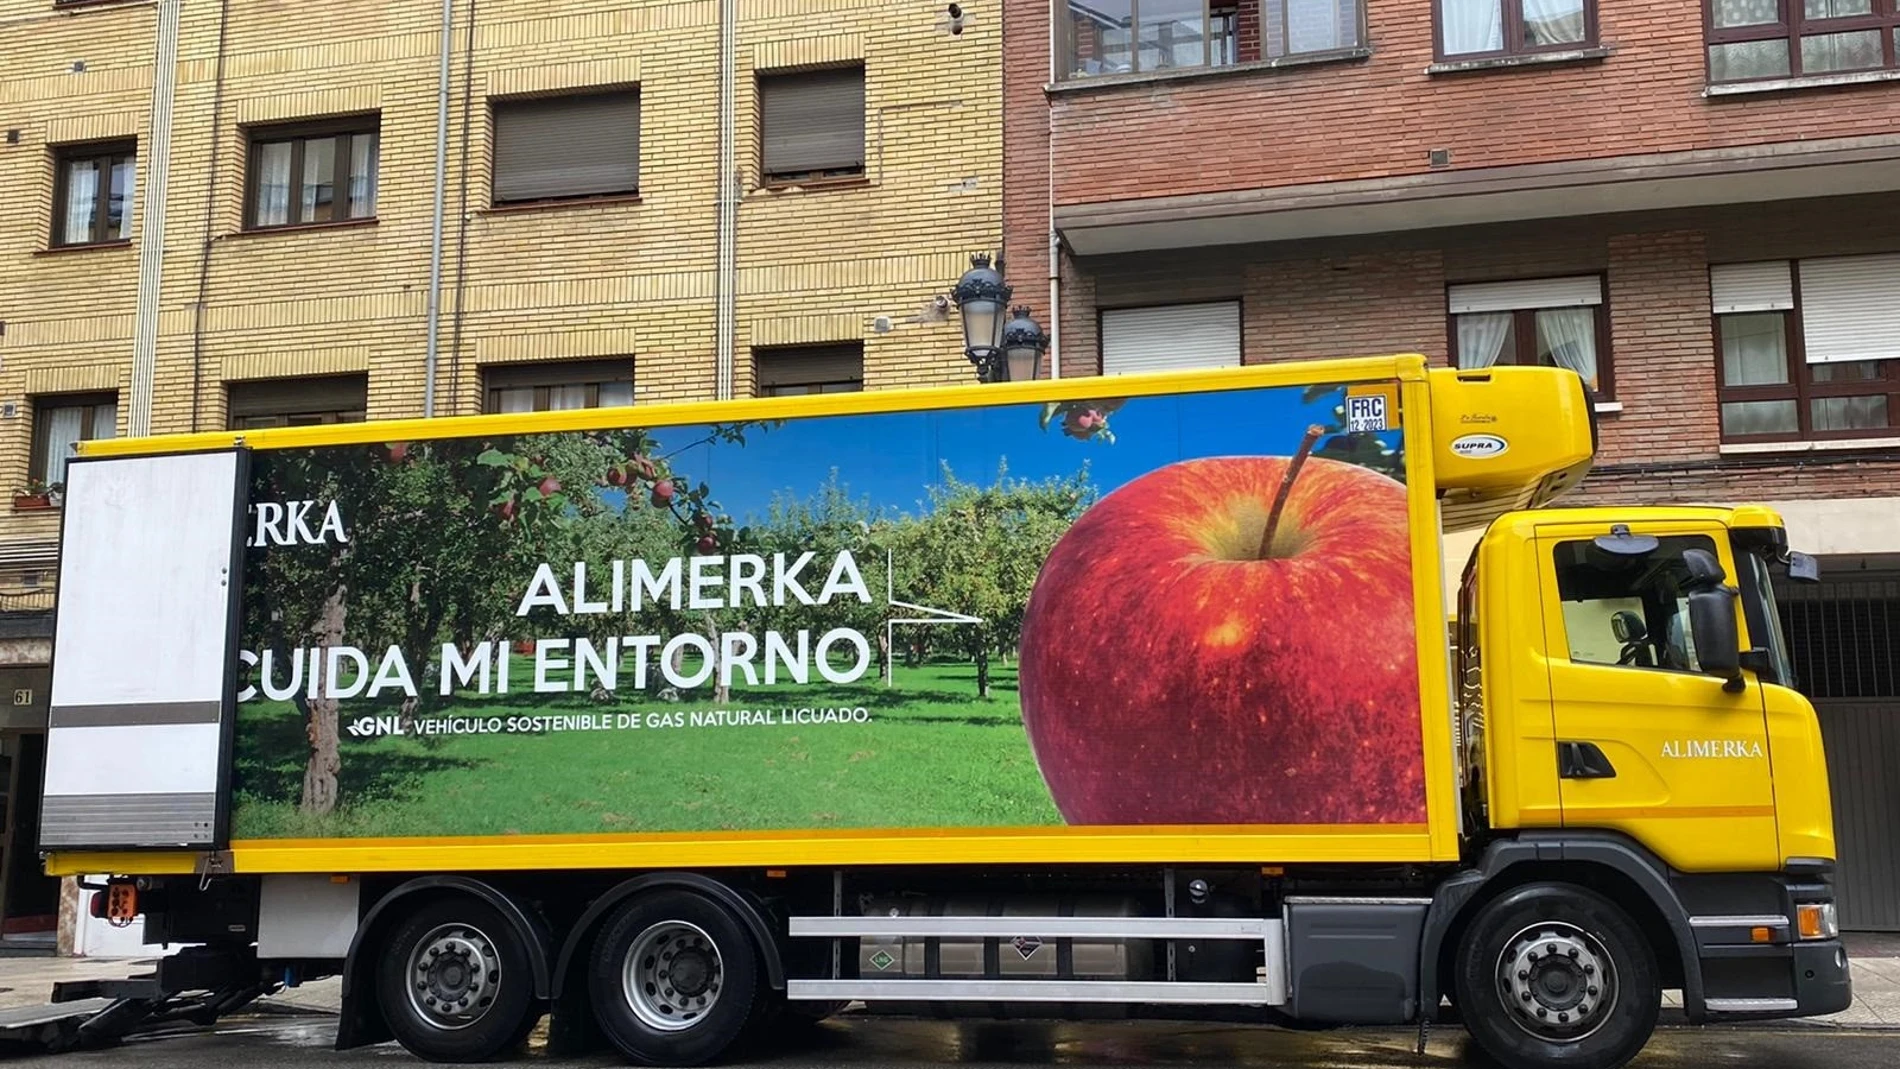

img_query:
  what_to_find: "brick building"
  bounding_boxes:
[0,0,999,951]
[1004,1,1900,926]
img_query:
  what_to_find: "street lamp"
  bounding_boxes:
[953,254,1047,383]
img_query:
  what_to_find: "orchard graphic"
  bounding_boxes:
[230,383,1419,839]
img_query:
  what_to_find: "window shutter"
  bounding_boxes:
[1447,276,1602,314]
[483,359,634,389]
[756,344,864,389]
[1101,302,1241,374]
[1799,254,1900,364]
[760,67,865,178]
[228,375,368,419]
[1710,262,1794,314]
[492,91,640,203]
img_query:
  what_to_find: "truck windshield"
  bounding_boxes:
[1737,549,1796,689]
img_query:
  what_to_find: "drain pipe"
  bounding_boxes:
[713,0,737,400]
[1043,6,1060,380]
[422,0,455,417]
[129,0,181,437]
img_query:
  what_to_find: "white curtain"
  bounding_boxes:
[1535,308,1599,390]
[1456,313,1513,369]
[495,387,534,414]
[62,160,97,244]
[548,385,589,411]
[1521,0,1585,46]
[598,381,635,408]
[1287,0,1349,53]
[40,407,83,487]
[254,142,292,226]
[1720,314,1788,386]
[1441,0,1503,55]
[349,133,379,219]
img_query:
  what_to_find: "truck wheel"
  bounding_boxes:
[374,897,538,1063]
[1454,883,1659,1069]
[588,889,761,1066]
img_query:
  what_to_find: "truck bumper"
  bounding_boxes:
[1694,938,1852,1022]
[1791,939,1853,1017]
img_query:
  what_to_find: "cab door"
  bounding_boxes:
[1535,521,1778,872]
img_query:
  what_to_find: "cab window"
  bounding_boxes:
[1552,535,1720,673]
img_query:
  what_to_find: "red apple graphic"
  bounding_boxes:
[651,479,676,507]
[538,476,562,496]
[1017,429,1424,826]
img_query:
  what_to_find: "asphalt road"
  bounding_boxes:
[1,1015,1894,1069]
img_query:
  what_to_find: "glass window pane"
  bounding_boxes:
[1209,5,1237,64]
[109,155,134,240]
[1810,360,1883,383]
[1811,395,1889,432]
[1714,0,1781,27]
[1534,308,1600,392]
[548,384,590,411]
[254,141,292,226]
[1522,0,1586,47]
[1801,30,1882,73]
[1722,399,1799,436]
[348,132,379,219]
[60,159,99,245]
[1720,313,1790,386]
[38,406,84,485]
[1138,0,1209,70]
[1440,0,1504,55]
[494,387,534,414]
[1710,39,1791,80]
[1282,0,1359,55]
[1804,0,1872,17]
[1456,313,1515,369]
[598,381,635,408]
[301,136,336,223]
[1066,0,1134,76]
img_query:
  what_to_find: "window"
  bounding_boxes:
[758,67,865,183]
[30,393,117,489]
[484,360,634,414]
[247,119,379,229]
[755,344,864,397]
[491,90,640,206]
[1553,534,1718,673]
[1101,301,1241,374]
[1266,0,1364,57]
[1711,256,1900,442]
[1707,0,1900,84]
[1436,0,1596,59]
[227,375,368,430]
[52,142,135,247]
[1447,275,1611,397]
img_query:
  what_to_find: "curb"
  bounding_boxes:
[1656,1008,1900,1031]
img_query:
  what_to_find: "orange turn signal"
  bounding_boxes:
[1751,927,1773,944]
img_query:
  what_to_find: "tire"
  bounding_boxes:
[588,890,762,1066]
[374,896,540,1063]
[1453,882,1660,1069]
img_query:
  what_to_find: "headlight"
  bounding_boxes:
[1797,902,1838,940]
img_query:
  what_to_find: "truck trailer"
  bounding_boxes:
[27,353,1845,1069]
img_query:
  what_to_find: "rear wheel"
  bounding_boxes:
[374,897,538,1063]
[1454,882,1659,1069]
[589,890,762,1066]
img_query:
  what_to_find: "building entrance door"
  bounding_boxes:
[0,731,58,953]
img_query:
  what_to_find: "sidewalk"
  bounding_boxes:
[0,935,1894,1027]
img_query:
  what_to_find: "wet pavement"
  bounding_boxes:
[0,1014,1896,1068]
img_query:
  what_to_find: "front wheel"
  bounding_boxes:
[588,889,762,1066]
[1453,882,1660,1069]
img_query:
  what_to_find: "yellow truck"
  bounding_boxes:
[28,354,1844,1069]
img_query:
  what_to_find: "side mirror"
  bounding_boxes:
[1688,589,1742,687]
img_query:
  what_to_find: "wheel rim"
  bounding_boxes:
[1494,920,1618,1042]
[622,920,724,1032]
[405,923,503,1031]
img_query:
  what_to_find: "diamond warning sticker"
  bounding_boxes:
[1011,936,1044,960]
[868,949,896,971]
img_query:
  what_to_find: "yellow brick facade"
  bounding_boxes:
[0,0,1002,566]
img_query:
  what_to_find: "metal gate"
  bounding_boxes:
[1776,568,1900,931]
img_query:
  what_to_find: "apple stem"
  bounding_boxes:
[1259,424,1326,559]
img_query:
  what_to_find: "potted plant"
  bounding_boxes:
[13,478,57,510]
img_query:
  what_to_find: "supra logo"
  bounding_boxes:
[1449,433,1509,459]
[250,500,349,547]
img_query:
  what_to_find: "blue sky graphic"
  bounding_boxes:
[638,383,1395,524]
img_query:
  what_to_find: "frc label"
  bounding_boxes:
[1346,394,1388,432]
[1449,433,1509,459]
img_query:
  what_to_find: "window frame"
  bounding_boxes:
[1712,262,1900,444]
[29,392,118,489]
[482,360,635,414]
[756,65,868,185]
[1704,0,1900,85]
[1263,0,1366,60]
[753,343,866,397]
[243,116,381,231]
[488,88,643,207]
[1058,0,1250,79]
[226,375,369,431]
[1433,0,1601,62]
[1443,273,1616,400]
[50,141,136,248]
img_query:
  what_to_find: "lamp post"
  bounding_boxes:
[952,254,1048,383]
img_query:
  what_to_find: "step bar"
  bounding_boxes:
[784,914,1287,1006]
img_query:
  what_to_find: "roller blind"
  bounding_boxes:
[1799,253,1900,365]
[1447,276,1602,314]
[228,374,368,419]
[1101,302,1241,374]
[483,359,634,389]
[760,67,865,179]
[492,91,640,204]
[1710,261,1794,314]
[755,344,864,389]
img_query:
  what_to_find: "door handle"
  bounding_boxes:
[1558,741,1617,780]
